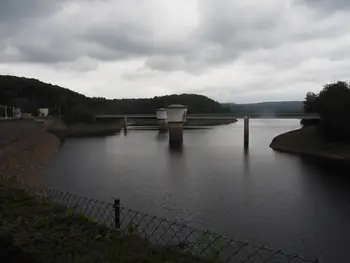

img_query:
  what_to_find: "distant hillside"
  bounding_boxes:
[0,75,230,115]
[223,101,304,116]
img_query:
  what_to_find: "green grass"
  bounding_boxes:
[0,181,210,263]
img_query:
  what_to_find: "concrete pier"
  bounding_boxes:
[244,116,249,149]
[166,105,188,145]
[156,108,168,133]
[169,124,184,144]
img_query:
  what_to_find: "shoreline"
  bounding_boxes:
[270,127,350,165]
[47,119,121,140]
[0,119,61,184]
[129,118,238,126]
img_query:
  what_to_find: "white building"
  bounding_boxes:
[166,104,187,123]
[156,108,167,120]
[38,108,49,117]
[12,107,22,119]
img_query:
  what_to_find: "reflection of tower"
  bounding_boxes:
[156,132,167,141]
[123,117,128,136]
[166,104,188,145]
[156,108,168,133]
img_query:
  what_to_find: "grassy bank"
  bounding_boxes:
[270,126,350,164]
[49,121,121,139]
[0,179,208,263]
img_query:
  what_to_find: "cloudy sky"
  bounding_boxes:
[0,0,349,103]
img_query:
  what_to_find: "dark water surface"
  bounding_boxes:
[45,119,350,263]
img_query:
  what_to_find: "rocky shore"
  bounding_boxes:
[270,126,350,164]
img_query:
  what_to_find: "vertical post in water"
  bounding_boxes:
[244,116,249,150]
[114,199,120,229]
[123,117,128,132]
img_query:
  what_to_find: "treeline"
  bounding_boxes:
[303,81,350,141]
[0,75,230,122]
[89,95,229,115]
[223,101,304,117]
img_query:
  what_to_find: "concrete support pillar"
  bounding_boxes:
[157,119,168,133]
[156,108,168,133]
[166,105,187,146]
[244,116,249,150]
[168,123,184,145]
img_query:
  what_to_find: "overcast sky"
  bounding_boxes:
[0,0,349,103]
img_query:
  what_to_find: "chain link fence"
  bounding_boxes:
[0,175,322,263]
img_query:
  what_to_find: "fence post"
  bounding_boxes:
[114,199,120,229]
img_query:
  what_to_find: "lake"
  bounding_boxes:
[45,119,350,263]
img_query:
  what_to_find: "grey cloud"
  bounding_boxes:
[55,56,99,72]
[0,0,349,82]
[0,0,64,22]
[144,56,208,75]
[84,22,196,60]
[121,68,158,81]
[298,0,350,11]
[85,30,156,57]
[0,0,192,65]
[1,0,289,70]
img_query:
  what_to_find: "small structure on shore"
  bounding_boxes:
[156,108,168,132]
[12,107,22,119]
[166,104,187,145]
[38,108,49,117]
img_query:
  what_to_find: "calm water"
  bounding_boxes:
[45,119,350,263]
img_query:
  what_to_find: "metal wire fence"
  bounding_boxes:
[0,175,322,263]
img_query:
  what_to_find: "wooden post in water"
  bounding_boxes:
[244,116,249,150]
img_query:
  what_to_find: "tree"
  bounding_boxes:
[0,75,230,118]
[63,104,94,124]
[318,81,350,140]
[304,92,319,113]
[303,81,350,141]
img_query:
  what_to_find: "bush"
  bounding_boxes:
[63,104,94,124]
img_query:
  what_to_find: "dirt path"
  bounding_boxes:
[0,120,60,184]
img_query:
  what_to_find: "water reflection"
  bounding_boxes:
[168,143,184,156]
[243,148,250,177]
[156,132,168,141]
[45,119,350,263]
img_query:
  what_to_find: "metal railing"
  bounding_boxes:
[0,175,321,263]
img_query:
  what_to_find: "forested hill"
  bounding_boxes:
[223,101,304,116]
[0,75,230,115]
